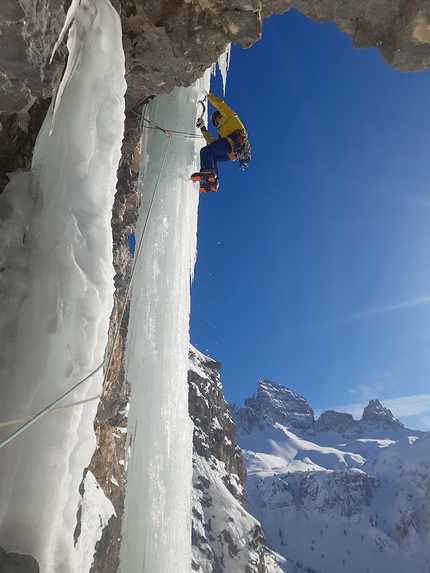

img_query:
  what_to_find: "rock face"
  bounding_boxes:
[281,0,430,71]
[315,401,405,435]
[86,112,141,573]
[1,0,430,115]
[315,410,358,434]
[0,0,67,114]
[361,398,405,429]
[119,0,262,106]
[297,470,378,518]
[236,380,315,433]
[0,547,39,573]
[188,348,284,573]
[235,380,405,438]
[189,348,247,490]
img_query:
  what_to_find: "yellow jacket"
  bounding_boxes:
[201,93,247,145]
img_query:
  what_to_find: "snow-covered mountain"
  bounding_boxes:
[234,380,430,573]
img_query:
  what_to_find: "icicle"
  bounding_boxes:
[49,0,98,135]
[211,43,231,96]
[50,0,82,63]
[218,43,231,95]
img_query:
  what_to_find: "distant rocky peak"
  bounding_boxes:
[361,399,404,430]
[315,409,359,434]
[236,380,315,434]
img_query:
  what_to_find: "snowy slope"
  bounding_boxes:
[189,348,286,573]
[234,381,430,573]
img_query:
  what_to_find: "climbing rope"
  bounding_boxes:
[0,351,106,449]
[102,126,173,390]
[0,122,175,450]
[0,395,102,430]
[126,105,204,139]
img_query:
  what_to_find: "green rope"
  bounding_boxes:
[0,394,101,429]
[0,349,107,449]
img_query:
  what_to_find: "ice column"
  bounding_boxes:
[120,76,210,573]
[0,0,125,571]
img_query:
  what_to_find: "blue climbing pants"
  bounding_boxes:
[200,138,232,178]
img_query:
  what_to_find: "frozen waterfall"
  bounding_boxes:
[0,0,125,571]
[0,0,211,568]
[119,78,210,573]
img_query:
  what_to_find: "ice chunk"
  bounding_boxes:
[0,0,125,570]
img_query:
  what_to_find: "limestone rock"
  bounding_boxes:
[0,547,39,573]
[188,348,283,572]
[315,409,359,434]
[0,0,429,569]
[0,0,67,114]
[235,380,315,433]
[188,347,247,498]
[362,398,404,429]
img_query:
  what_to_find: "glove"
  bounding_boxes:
[196,118,206,130]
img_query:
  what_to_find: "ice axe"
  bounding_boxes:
[196,99,206,130]
[198,98,206,119]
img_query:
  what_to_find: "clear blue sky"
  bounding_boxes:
[190,10,430,430]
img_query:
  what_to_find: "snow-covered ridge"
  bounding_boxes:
[235,380,407,437]
[233,380,430,573]
[186,358,430,573]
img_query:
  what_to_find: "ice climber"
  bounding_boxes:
[191,93,251,193]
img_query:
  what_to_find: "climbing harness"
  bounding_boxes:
[0,118,176,450]
[225,129,251,170]
[234,130,251,170]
